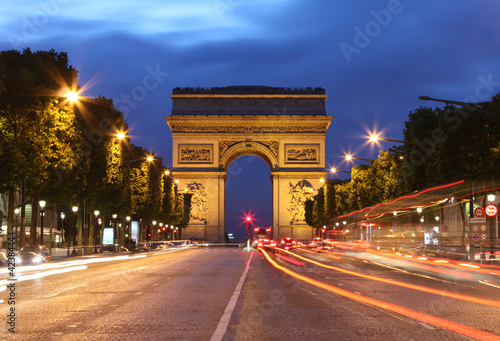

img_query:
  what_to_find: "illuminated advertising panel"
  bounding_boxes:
[131,221,139,243]
[102,228,114,245]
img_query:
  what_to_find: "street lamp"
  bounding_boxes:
[39,200,46,246]
[369,134,404,144]
[65,90,79,102]
[418,96,490,107]
[112,214,118,249]
[60,212,65,247]
[14,208,19,245]
[345,154,375,162]
[72,206,78,246]
[94,210,100,253]
[330,167,351,174]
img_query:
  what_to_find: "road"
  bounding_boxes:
[1,245,500,340]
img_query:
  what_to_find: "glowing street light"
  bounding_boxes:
[39,200,46,246]
[345,154,375,162]
[117,132,126,139]
[369,134,404,144]
[330,167,351,174]
[65,90,79,102]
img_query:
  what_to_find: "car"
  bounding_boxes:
[256,238,276,250]
[308,237,323,249]
[18,245,52,265]
[278,237,297,251]
[136,242,151,252]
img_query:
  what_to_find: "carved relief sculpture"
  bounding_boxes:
[288,180,315,222]
[186,182,208,221]
[179,144,213,163]
[285,144,319,163]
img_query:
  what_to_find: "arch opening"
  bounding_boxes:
[225,155,272,242]
[220,141,278,172]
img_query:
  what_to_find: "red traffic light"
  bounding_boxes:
[246,216,251,222]
[254,227,260,232]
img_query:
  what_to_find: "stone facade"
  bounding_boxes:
[165,86,332,242]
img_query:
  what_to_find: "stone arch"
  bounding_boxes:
[219,141,278,171]
[165,86,332,242]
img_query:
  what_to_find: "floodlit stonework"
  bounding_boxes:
[165,86,332,242]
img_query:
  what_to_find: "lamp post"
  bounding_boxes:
[94,210,100,253]
[60,212,65,247]
[345,154,375,163]
[125,216,131,249]
[369,134,404,144]
[72,206,78,246]
[39,200,46,246]
[14,208,19,245]
[112,214,118,249]
[418,96,490,107]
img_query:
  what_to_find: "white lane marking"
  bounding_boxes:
[134,292,143,295]
[211,252,254,341]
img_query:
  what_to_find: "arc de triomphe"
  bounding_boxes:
[165,86,332,242]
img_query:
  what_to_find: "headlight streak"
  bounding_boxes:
[259,248,500,341]
[286,249,500,308]
[0,266,88,287]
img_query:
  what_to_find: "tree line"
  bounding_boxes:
[306,97,500,231]
[0,48,190,249]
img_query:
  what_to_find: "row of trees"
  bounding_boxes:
[306,98,500,231]
[0,48,190,249]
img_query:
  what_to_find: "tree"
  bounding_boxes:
[0,49,79,245]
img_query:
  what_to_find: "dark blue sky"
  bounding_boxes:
[2,1,500,240]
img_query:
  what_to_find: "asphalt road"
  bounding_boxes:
[1,246,499,340]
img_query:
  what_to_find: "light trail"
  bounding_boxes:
[367,250,500,277]
[286,250,500,308]
[0,266,88,287]
[260,249,500,341]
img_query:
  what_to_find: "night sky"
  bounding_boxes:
[2,1,500,240]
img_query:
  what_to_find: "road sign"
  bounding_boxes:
[480,224,487,232]
[470,217,486,224]
[474,207,484,218]
[485,204,498,217]
[441,224,449,233]
[481,233,487,241]
[472,233,479,241]
[416,225,423,232]
[472,224,479,232]
[404,223,410,230]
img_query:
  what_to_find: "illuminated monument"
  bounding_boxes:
[165,86,332,242]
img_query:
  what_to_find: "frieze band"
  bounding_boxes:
[170,124,328,134]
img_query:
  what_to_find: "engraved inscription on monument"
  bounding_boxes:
[179,144,213,163]
[284,144,319,163]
